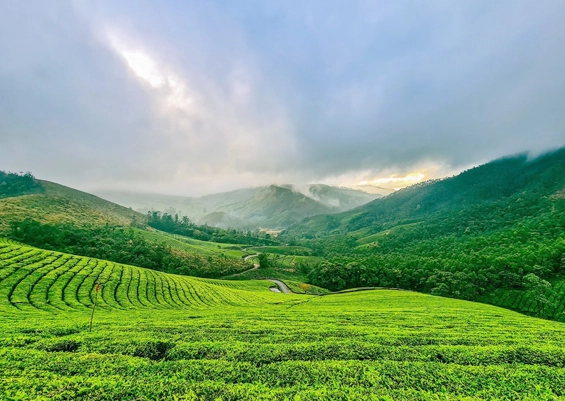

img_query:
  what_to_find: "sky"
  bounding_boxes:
[1,0,565,196]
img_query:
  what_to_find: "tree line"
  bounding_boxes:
[9,219,251,278]
[0,171,44,199]
[147,211,279,246]
[293,185,565,304]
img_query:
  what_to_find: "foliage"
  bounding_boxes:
[280,148,565,321]
[8,220,251,278]
[522,273,556,315]
[286,148,565,238]
[247,245,313,256]
[1,245,565,400]
[0,171,44,199]
[257,253,269,269]
[147,211,279,245]
[135,229,249,260]
[283,280,330,295]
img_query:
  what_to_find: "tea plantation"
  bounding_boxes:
[2,239,565,400]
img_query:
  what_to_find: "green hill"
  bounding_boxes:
[0,175,256,278]
[0,179,144,233]
[136,229,250,259]
[481,276,565,322]
[2,239,565,400]
[282,148,565,319]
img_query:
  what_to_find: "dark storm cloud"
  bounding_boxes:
[1,0,564,195]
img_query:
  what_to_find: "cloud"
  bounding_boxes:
[1,0,564,195]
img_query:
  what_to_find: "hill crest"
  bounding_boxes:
[0,179,144,233]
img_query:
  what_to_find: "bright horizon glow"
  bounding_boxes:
[356,173,426,190]
[319,165,453,195]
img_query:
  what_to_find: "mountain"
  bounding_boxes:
[95,184,380,230]
[0,179,144,233]
[0,173,262,276]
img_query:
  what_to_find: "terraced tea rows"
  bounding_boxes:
[136,229,250,259]
[0,239,296,313]
[2,287,565,399]
[3,238,565,400]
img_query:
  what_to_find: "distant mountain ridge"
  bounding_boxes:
[285,148,565,237]
[95,184,380,230]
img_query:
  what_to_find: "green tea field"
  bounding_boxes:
[1,239,565,400]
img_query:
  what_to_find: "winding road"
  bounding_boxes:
[267,279,292,294]
[243,253,259,262]
[221,252,293,294]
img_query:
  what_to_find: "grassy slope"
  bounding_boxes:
[0,181,255,261]
[2,240,565,399]
[0,239,287,314]
[136,229,250,259]
[246,245,312,255]
[0,180,144,233]
[226,253,323,283]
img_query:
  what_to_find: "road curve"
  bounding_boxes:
[267,279,292,294]
[243,253,259,262]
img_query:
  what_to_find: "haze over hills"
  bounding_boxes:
[285,148,565,238]
[95,184,380,230]
[3,150,565,399]
[348,185,396,196]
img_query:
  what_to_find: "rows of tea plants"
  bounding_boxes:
[2,289,565,399]
[0,239,295,313]
[2,238,565,399]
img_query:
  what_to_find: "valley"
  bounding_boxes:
[3,2,565,399]
[2,148,565,400]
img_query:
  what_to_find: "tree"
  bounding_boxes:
[257,253,269,269]
[523,273,555,316]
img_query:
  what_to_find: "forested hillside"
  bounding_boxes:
[283,148,565,320]
[8,220,251,278]
[0,175,263,279]
[287,149,565,237]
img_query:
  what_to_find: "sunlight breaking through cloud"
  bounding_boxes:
[107,33,195,113]
[1,1,564,195]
